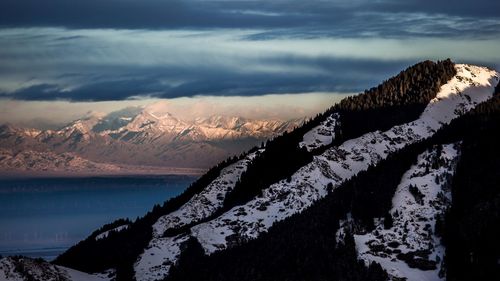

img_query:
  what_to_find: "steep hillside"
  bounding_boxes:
[439,93,500,281]
[353,144,459,280]
[52,154,248,279]
[166,67,499,281]
[2,60,492,281]
[50,60,492,281]
[220,60,457,220]
[159,63,498,281]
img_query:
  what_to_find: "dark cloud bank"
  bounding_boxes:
[1,58,415,101]
[0,0,499,102]
[1,0,499,36]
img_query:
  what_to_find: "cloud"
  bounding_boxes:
[1,0,499,38]
[0,1,499,102]
[372,0,500,18]
[0,0,325,30]
[1,27,499,102]
[0,58,408,101]
[0,93,351,129]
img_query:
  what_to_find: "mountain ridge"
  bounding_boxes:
[2,60,499,281]
[0,109,304,173]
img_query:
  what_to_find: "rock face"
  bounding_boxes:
[0,106,304,173]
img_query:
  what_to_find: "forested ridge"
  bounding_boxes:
[54,155,245,279]
[159,60,456,239]
[165,80,499,281]
[220,59,456,219]
[166,140,433,281]
[166,82,500,281]
[439,87,500,281]
[333,59,456,141]
[54,60,459,281]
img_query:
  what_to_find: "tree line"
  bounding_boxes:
[54,154,246,280]
[166,77,500,281]
[53,59,458,281]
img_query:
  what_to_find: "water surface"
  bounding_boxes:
[0,176,196,260]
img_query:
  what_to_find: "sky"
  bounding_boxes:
[0,0,499,128]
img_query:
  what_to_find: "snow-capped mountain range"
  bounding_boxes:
[0,105,303,174]
[1,62,499,281]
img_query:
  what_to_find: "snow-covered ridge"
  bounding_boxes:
[190,64,498,255]
[0,256,110,281]
[20,128,42,138]
[102,109,303,144]
[57,112,104,140]
[95,224,130,241]
[300,113,339,151]
[0,106,302,172]
[353,143,460,281]
[134,150,263,281]
[152,149,263,237]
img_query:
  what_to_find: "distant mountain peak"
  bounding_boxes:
[4,61,500,281]
[0,104,303,173]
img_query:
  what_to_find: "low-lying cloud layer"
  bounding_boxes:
[0,0,498,109]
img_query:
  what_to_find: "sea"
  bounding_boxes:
[0,175,196,261]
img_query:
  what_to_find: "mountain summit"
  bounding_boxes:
[2,60,499,281]
[0,107,303,174]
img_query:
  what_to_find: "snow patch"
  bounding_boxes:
[151,150,262,237]
[134,235,190,281]
[134,150,262,281]
[190,64,498,255]
[300,113,339,151]
[95,224,129,241]
[353,143,460,281]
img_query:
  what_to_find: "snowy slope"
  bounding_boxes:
[190,64,498,255]
[193,116,302,141]
[103,108,302,144]
[95,224,130,241]
[6,64,492,281]
[300,113,339,151]
[353,143,460,281]
[0,256,110,281]
[134,150,263,281]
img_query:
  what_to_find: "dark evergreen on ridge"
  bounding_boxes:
[333,58,456,142]
[53,60,458,281]
[160,59,456,238]
[221,59,456,216]
[438,89,500,281]
[165,128,438,281]
[54,155,244,279]
[166,81,500,281]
